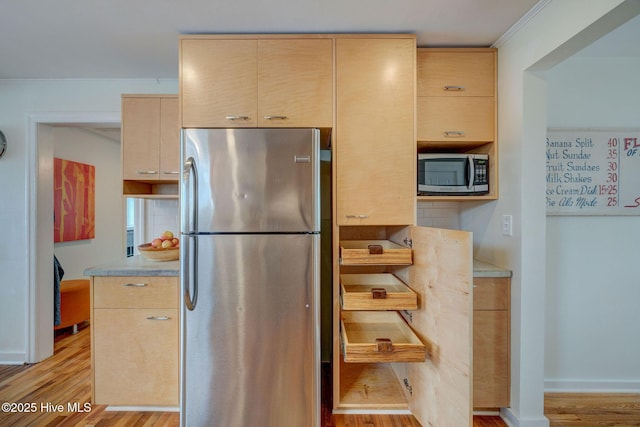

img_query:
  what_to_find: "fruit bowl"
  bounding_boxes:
[138,243,179,262]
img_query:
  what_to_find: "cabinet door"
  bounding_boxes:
[122,97,161,181]
[180,39,258,127]
[417,50,495,97]
[392,225,472,427]
[474,310,510,407]
[257,39,333,127]
[159,96,180,179]
[93,308,179,406]
[335,37,416,226]
[417,96,495,142]
[473,277,510,408]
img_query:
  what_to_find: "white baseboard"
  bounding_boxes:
[0,353,27,364]
[545,379,640,393]
[500,407,550,427]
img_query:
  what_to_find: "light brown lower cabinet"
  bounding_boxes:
[334,226,473,426]
[473,276,511,409]
[91,276,179,407]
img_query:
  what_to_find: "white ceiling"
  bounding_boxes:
[0,0,543,79]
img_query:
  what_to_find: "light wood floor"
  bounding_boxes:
[0,326,637,426]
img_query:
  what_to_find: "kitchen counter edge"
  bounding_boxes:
[84,255,179,277]
[473,259,512,278]
[84,257,506,278]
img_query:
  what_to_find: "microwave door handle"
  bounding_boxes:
[467,157,474,190]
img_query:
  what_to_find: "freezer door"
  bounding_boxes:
[182,128,320,233]
[181,234,319,427]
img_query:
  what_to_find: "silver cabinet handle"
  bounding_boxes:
[345,214,369,219]
[444,131,465,137]
[136,170,158,175]
[146,316,170,320]
[263,115,288,120]
[225,115,251,121]
[123,283,147,287]
[444,85,465,91]
[163,171,180,175]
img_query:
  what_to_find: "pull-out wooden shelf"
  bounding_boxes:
[338,360,408,409]
[341,273,417,311]
[341,311,425,363]
[340,240,412,265]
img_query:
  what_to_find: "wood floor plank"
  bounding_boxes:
[545,392,640,426]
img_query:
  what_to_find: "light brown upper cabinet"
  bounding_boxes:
[121,95,180,198]
[179,36,333,128]
[416,48,496,144]
[335,36,416,226]
[416,48,498,201]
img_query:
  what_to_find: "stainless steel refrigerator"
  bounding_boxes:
[180,128,320,427]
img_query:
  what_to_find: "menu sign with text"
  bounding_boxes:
[546,129,640,215]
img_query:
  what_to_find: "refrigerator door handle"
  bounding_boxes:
[182,157,198,234]
[183,234,198,311]
[181,156,199,311]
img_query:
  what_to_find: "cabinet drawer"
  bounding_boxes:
[341,273,417,311]
[417,96,494,142]
[93,276,178,309]
[417,50,495,97]
[340,240,412,265]
[341,311,425,363]
[473,277,509,310]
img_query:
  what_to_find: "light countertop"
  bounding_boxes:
[84,256,509,278]
[473,259,512,278]
[84,255,179,277]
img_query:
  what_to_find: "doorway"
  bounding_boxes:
[27,112,120,363]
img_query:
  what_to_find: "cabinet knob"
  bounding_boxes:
[375,338,394,353]
[371,288,387,299]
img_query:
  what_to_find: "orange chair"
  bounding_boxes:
[55,279,90,333]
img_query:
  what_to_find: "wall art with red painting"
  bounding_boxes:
[54,158,96,242]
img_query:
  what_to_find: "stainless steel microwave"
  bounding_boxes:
[417,153,489,195]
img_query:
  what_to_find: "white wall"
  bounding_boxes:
[545,56,640,391]
[53,127,122,279]
[459,1,636,426]
[0,78,177,363]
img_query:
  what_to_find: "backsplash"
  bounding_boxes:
[144,199,179,240]
[141,199,459,238]
[416,201,460,229]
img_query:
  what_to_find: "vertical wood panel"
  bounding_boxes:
[395,226,473,426]
[335,37,416,226]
